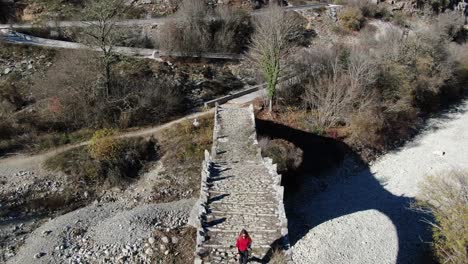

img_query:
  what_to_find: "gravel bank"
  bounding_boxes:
[8,199,195,264]
[290,101,468,264]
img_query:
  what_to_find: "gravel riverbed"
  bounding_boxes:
[290,101,468,264]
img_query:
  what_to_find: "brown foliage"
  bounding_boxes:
[32,50,185,129]
[286,13,466,156]
[338,6,364,31]
[415,170,468,264]
[258,137,303,174]
[158,0,252,54]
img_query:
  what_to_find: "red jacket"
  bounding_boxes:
[236,236,252,251]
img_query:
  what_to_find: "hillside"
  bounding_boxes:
[1,0,467,263]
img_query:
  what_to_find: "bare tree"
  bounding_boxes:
[247,4,302,112]
[303,59,354,129]
[78,0,127,98]
[302,45,376,130]
[157,0,251,54]
[157,0,210,55]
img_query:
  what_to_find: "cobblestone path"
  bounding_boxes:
[194,105,289,263]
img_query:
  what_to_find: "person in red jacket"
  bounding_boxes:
[236,229,252,264]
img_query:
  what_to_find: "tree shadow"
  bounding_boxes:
[256,119,434,264]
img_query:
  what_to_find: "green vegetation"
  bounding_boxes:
[338,6,364,31]
[88,129,123,161]
[155,114,213,201]
[45,136,157,187]
[248,4,303,112]
[415,171,468,264]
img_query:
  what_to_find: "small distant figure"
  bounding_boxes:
[236,229,252,264]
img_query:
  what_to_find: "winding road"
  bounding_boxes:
[0,3,339,60]
[0,3,332,30]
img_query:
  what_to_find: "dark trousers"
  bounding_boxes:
[239,250,248,264]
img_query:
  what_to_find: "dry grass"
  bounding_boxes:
[268,248,288,264]
[255,105,310,132]
[154,113,214,202]
[45,136,156,187]
[415,170,468,264]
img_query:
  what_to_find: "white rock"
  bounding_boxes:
[148,237,155,245]
[145,248,154,256]
[161,236,169,244]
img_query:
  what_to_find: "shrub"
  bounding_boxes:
[258,138,303,174]
[434,11,465,41]
[348,0,389,19]
[429,0,451,13]
[88,129,122,161]
[268,248,288,264]
[390,12,410,27]
[44,145,103,186]
[46,136,157,186]
[338,7,364,31]
[300,46,376,131]
[333,0,348,4]
[158,0,252,54]
[415,171,468,264]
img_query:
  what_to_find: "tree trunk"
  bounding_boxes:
[105,61,111,97]
[269,98,272,113]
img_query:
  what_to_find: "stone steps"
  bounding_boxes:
[195,105,289,264]
[205,214,280,229]
[209,203,277,215]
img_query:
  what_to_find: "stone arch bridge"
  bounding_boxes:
[192,104,291,263]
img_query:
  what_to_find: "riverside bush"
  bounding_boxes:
[415,171,468,264]
[287,12,466,157]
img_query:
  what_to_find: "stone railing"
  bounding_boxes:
[194,149,212,261]
[193,104,221,263]
[249,104,292,261]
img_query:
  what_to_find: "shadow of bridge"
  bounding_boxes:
[256,119,434,264]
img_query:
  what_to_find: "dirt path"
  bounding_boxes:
[0,80,270,171]
[290,100,468,263]
[0,109,214,171]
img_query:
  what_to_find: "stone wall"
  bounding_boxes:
[192,104,219,263]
